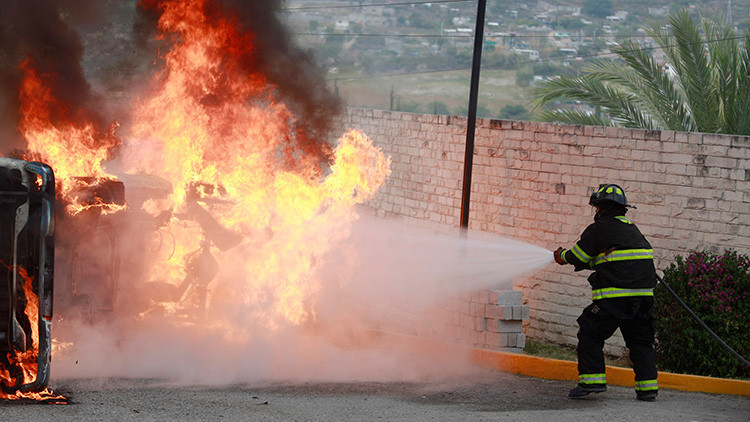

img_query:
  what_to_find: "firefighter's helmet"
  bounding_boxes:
[589,184,635,208]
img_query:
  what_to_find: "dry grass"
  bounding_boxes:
[332,68,532,117]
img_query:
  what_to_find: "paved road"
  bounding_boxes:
[3,371,748,421]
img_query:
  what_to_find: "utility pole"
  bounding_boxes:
[459,0,487,229]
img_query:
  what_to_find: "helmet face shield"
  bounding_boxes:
[589,184,635,208]
[589,190,599,206]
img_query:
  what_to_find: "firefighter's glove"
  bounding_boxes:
[553,247,566,265]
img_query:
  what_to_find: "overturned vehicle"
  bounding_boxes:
[0,157,55,394]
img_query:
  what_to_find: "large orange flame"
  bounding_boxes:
[120,0,390,329]
[0,267,65,403]
[18,59,124,215]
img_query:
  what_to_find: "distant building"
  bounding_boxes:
[490,32,516,48]
[385,38,403,54]
[334,20,349,30]
[537,1,581,16]
[453,16,470,26]
[557,48,577,57]
[606,11,628,23]
[513,48,540,60]
[648,6,668,17]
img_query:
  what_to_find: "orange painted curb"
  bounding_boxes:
[470,348,750,397]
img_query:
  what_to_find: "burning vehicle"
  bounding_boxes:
[0,0,391,390]
[0,157,55,396]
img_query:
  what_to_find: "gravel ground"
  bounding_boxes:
[2,371,748,421]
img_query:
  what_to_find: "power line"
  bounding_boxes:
[296,31,653,39]
[331,67,466,81]
[296,32,472,38]
[283,0,473,11]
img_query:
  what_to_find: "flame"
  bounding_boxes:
[0,267,66,403]
[123,0,391,330]
[65,178,128,216]
[17,58,122,214]
[3,0,390,391]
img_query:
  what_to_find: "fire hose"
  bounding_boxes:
[656,273,750,368]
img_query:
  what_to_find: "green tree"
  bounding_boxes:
[583,0,612,19]
[350,22,363,34]
[499,105,532,120]
[408,12,434,30]
[515,67,534,87]
[318,29,345,64]
[554,18,585,31]
[533,62,564,77]
[532,10,750,135]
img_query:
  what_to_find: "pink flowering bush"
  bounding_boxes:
[654,250,749,378]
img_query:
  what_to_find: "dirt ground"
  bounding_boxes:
[3,371,748,421]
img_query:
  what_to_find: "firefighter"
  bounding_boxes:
[553,184,659,402]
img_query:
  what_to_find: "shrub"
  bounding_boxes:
[654,250,750,378]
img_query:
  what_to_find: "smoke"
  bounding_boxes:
[0,0,111,154]
[1,0,340,160]
[51,214,551,384]
[216,0,343,150]
[135,0,342,163]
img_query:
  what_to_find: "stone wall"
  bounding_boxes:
[334,108,750,354]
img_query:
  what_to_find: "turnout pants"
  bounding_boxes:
[576,297,658,394]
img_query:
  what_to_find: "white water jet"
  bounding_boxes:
[317,212,552,328]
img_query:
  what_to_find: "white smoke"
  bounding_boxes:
[51,211,551,385]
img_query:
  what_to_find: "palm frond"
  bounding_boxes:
[708,22,750,135]
[668,10,721,133]
[531,8,749,136]
[724,31,750,135]
[592,44,694,131]
[532,75,655,129]
[707,19,738,133]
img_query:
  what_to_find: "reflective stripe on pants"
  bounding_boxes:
[579,373,606,385]
[635,379,658,391]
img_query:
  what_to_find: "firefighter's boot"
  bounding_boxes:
[636,390,657,402]
[568,383,607,398]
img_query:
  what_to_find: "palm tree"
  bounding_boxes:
[531,10,750,135]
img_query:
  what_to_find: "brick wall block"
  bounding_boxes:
[514,305,530,320]
[485,304,510,319]
[487,319,523,333]
[496,290,523,305]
